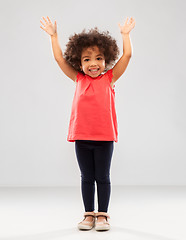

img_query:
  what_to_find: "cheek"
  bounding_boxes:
[82,65,87,71]
[82,62,88,68]
[82,65,89,73]
[102,61,106,68]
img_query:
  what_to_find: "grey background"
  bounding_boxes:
[0,0,185,186]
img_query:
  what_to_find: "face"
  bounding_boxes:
[80,46,105,78]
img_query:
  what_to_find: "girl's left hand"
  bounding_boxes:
[118,17,136,34]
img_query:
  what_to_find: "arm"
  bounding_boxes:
[112,17,136,83]
[40,16,78,82]
[51,33,78,82]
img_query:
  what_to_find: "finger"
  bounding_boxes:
[40,20,45,27]
[118,23,121,29]
[55,20,57,30]
[131,19,136,26]
[131,22,136,28]
[42,16,48,23]
[131,18,135,23]
[125,17,129,23]
[47,16,51,23]
[40,25,45,31]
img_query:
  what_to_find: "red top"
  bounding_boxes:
[67,69,118,142]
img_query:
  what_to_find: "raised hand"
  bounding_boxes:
[118,17,136,35]
[40,16,57,36]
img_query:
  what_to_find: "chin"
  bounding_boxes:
[90,74,100,78]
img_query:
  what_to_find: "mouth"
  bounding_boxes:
[89,68,99,74]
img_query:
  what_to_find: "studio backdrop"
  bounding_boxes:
[0,0,185,186]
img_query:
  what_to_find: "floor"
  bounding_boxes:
[0,186,185,240]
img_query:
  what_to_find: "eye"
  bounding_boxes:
[97,57,102,60]
[84,59,89,62]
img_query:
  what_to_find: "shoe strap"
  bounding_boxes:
[84,212,95,217]
[95,212,110,219]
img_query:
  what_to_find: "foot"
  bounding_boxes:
[78,212,95,230]
[95,212,110,231]
[85,216,94,221]
[97,216,107,223]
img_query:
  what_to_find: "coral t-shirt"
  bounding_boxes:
[67,69,118,142]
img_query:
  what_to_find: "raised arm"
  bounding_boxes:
[40,16,78,82]
[51,33,78,81]
[112,17,136,83]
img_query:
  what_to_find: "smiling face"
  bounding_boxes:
[80,46,106,78]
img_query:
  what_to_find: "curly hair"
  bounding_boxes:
[63,27,120,73]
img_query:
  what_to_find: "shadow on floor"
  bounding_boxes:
[0,228,77,240]
[111,226,177,240]
[2,226,177,240]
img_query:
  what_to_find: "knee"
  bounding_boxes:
[95,174,110,184]
[81,174,95,184]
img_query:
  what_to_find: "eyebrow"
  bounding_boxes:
[82,54,104,59]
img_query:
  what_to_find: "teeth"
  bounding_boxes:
[90,69,98,72]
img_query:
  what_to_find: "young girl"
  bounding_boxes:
[40,16,135,231]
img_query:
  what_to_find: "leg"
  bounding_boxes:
[75,140,95,212]
[93,141,114,212]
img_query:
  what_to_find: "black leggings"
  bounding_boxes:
[75,140,114,213]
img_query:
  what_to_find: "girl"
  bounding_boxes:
[40,16,135,231]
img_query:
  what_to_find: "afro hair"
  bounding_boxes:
[63,27,120,73]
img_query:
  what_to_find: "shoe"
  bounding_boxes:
[95,212,110,231]
[78,211,95,230]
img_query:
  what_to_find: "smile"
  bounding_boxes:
[89,68,99,73]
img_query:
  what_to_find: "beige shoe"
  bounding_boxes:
[95,212,110,231]
[78,211,95,230]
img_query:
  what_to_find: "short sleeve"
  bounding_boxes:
[105,69,113,83]
[75,72,85,83]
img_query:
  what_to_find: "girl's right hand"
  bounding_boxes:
[40,16,57,36]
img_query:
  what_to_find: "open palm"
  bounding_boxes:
[40,16,57,36]
[118,17,136,34]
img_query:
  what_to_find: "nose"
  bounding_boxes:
[90,60,97,66]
